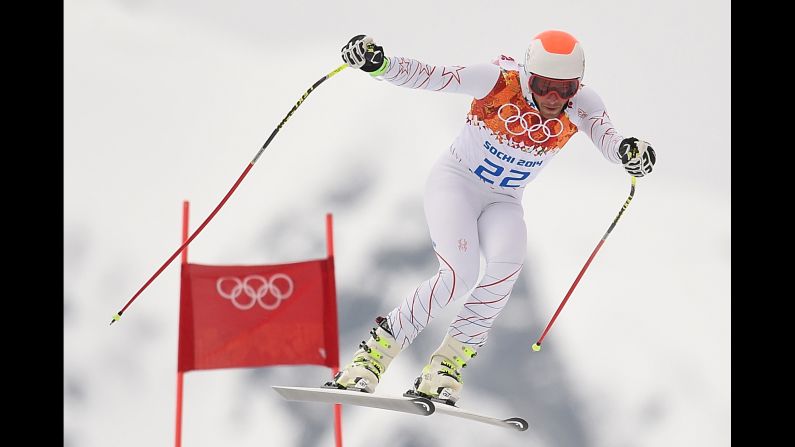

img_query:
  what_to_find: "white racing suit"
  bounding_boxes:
[375,55,625,350]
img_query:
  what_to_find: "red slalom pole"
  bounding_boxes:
[109,64,348,325]
[532,176,637,351]
[174,200,189,447]
[326,213,343,447]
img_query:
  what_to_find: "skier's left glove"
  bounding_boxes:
[341,35,389,76]
[618,137,656,177]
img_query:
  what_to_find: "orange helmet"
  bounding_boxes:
[524,30,585,80]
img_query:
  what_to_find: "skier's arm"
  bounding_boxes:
[340,34,500,99]
[379,56,500,99]
[573,87,657,176]
[571,87,625,163]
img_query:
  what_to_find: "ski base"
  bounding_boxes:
[272,386,435,416]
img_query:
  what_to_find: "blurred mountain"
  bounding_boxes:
[65,1,730,446]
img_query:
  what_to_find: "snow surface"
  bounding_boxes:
[65,1,730,446]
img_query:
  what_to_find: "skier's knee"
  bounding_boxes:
[441,265,479,291]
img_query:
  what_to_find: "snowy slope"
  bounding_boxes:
[65,1,730,446]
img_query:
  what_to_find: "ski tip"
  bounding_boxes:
[504,417,529,431]
[408,397,435,416]
[271,386,294,399]
[271,385,297,391]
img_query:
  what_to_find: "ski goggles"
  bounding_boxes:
[528,74,580,99]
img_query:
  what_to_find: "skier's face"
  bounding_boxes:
[527,73,579,119]
[533,91,567,120]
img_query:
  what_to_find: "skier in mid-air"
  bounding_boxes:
[326,30,656,405]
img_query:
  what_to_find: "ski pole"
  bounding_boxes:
[532,176,637,351]
[109,63,349,326]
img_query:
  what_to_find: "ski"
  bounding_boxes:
[431,401,529,431]
[272,386,435,416]
[402,389,529,431]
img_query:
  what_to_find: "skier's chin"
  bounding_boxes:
[538,104,563,119]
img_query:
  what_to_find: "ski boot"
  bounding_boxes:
[324,316,400,393]
[404,333,477,405]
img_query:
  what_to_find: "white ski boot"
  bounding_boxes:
[406,333,477,405]
[325,316,400,393]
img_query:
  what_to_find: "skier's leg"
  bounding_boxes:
[386,157,484,349]
[413,198,527,403]
[330,155,482,392]
[450,199,526,347]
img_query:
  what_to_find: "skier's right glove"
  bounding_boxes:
[341,35,389,76]
[618,137,656,177]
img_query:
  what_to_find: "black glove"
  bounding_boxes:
[341,35,387,73]
[618,137,656,177]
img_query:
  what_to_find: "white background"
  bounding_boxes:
[65,1,730,446]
